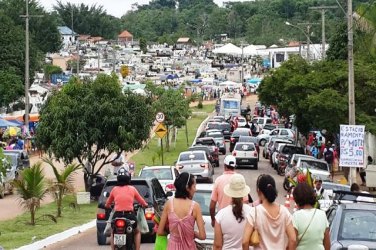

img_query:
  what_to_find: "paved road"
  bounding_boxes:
[44,94,289,250]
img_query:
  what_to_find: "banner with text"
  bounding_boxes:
[339,125,365,168]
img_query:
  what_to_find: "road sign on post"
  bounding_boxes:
[156,112,165,123]
[155,123,167,139]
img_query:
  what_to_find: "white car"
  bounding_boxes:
[138,166,180,192]
[257,128,295,146]
[232,142,258,169]
[193,184,214,249]
[297,158,331,182]
[252,117,272,129]
[237,117,247,127]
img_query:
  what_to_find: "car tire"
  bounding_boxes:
[259,139,266,146]
[97,231,107,245]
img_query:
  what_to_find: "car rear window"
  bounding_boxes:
[140,168,172,180]
[207,123,221,130]
[339,209,376,241]
[101,181,153,204]
[235,143,255,151]
[193,190,211,216]
[197,139,215,146]
[232,129,250,137]
[179,152,205,161]
[282,146,304,155]
[220,123,231,131]
[263,124,276,130]
[300,160,328,171]
[207,132,223,138]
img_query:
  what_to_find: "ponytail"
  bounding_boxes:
[257,174,277,203]
[232,197,244,223]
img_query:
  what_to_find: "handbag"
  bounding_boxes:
[137,208,150,234]
[297,209,317,246]
[154,235,168,250]
[249,206,260,246]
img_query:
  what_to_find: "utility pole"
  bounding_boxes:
[347,0,356,184]
[241,43,244,84]
[20,0,42,133]
[71,9,79,76]
[309,6,338,59]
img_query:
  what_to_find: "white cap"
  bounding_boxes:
[224,155,236,168]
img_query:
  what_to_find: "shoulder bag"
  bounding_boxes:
[249,206,261,246]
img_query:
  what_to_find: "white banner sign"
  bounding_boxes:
[339,125,365,168]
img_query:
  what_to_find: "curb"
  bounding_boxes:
[192,111,214,147]
[15,220,96,250]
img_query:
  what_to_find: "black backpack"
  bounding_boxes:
[324,149,334,163]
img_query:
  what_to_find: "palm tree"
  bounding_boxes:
[13,163,48,225]
[354,3,376,56]
[43,158,81,217]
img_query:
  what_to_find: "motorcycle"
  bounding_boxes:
[283,166,299,191]
[111,204,140,250]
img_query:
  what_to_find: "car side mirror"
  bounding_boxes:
[166,191,173,197]
[98,202,106,209]
[103,191,109,198]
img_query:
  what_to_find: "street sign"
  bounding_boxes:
[155,123,167,138]
[156,112,165,123]
[339,124,365,168]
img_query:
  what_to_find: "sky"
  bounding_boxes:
[38,0,251,18]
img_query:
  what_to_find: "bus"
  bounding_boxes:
[219,93,242,119]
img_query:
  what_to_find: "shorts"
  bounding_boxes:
[112,211,138,229]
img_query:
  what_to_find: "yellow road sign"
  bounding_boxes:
[155,123,167,138]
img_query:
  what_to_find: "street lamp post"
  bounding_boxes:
[285,22,313,61]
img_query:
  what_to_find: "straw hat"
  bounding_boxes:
[224,174,250,198]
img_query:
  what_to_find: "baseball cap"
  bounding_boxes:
[224,155,236,168]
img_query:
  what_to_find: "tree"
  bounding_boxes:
[0,69,24,108]
[36,74,153,191]
[326,22,348,61]
[139,37,147,53]
[43,158,81,217]
[43,65,63,81]
[12,163,49,225]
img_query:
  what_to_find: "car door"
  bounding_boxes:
[151,178,167,211]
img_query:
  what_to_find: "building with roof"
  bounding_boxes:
[58,26,78,49]
[118,30,133,44]
[176,37,192,50]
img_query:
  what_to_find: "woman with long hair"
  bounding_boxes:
[157,172,206,249]
[242,174,296,250]
[292,182,330,250]
[214,173,251,250]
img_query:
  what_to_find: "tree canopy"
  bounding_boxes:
[36,74,154,176]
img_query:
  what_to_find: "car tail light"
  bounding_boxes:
[233,151,237,156]
[145,207,155,220]
[230,138,235,142]
[97,213,106,220]
[200,163,208,169]
[176,164,184,169]
[254,152,257,157]
[115,219,126,228]
[165,183,176,191]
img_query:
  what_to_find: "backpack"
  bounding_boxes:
[324,149,334,163]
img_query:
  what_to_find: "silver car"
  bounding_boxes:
[194,184,214,249]
[176,151,213,183]
[297,158,331,181]
[206,130,226,155]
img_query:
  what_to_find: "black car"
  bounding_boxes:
[229,128,251,152]
[189,145,216,167]
[219,122,232,140]
[194,137,219,167]
[96,177,170,245]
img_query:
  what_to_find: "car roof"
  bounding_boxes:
[299,158,328,164]
[206,129,222,133]
[142,166,175,170]
[339,202,376,209]
[236,142,255,146]
[196,183,214,191]
[180,150,206,155]
[197,137,215,141]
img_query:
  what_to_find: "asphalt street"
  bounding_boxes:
[44,94,289,250]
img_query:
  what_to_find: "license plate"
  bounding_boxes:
[242,159,249,162]
[114,234,126,246]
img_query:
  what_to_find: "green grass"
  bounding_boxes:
[190,104,215,114]
[131,106,214,173]
[0,195,96,249]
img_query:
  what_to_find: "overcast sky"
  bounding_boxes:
[38,0,251,18]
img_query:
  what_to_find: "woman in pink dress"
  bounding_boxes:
[157,172,206,250]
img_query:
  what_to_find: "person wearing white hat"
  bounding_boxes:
[210,155,249,227]
[214,174,252,250]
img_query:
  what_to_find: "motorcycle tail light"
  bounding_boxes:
[97,213,106,220]
[165,183,176,191]
[115,219,126,228]
[145,212,154,220]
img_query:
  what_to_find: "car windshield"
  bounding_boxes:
[179,153,205,161]
[140,168,172,180]
[339,209,376,241]
[235,143,255,151]
[233,129,249,137]
[207,133,222,138]
[300,160,328,171]
[282,146,304,155]
[193,190,211,216]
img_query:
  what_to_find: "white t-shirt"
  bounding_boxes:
[215,204,251,250]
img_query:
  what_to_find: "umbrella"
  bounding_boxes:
[247,78,262,85]
[0,119,21,129]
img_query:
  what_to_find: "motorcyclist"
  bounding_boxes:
[105,167,148,250]
[284,160,300,191]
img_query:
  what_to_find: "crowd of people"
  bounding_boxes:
[153,155,330,250]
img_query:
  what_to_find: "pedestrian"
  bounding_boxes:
[213,174,251,250]
[313,180,330,200]
[157,172,206,249]
[292,182,330,250]
[310,142,319,158]
[242,174,296,250]
[360,156,373,186]
[210,155,248,227]
[323,144,334,178]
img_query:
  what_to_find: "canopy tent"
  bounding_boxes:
[247,78,262,85]
[243,45,268,56]
[212,43,242,55]
[0,119,22,129]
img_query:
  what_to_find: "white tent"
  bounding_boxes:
[243,45,268,56]
[212,43,242,55]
